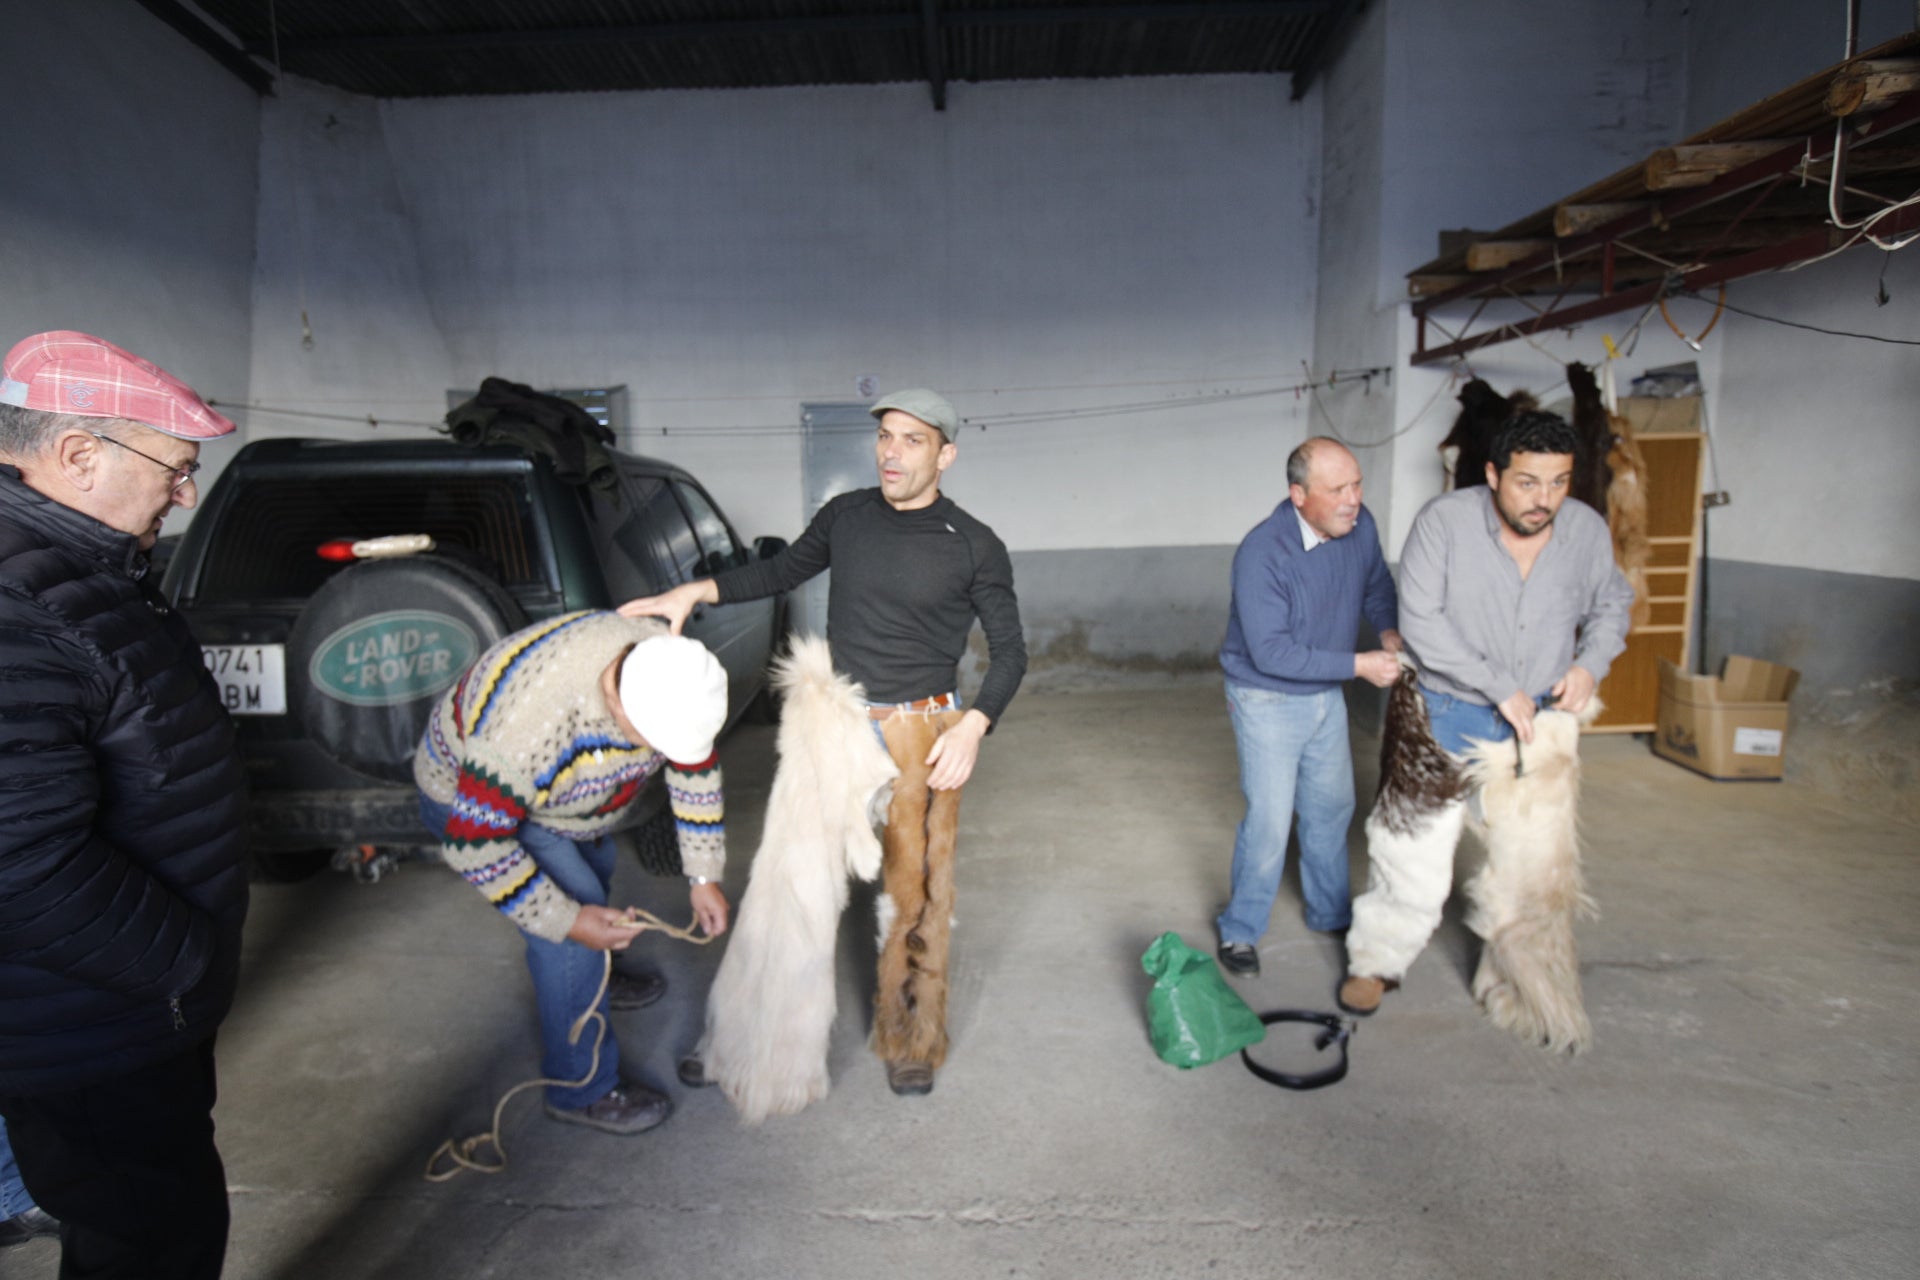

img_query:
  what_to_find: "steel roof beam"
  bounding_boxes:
[258,3,1335,58]
[1290,0,1365,101]
[134,0,275,96]
[922,0,947,111]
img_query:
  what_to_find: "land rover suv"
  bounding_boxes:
[164,435,786,880]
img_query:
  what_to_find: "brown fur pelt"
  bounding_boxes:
[1566,362,1616,514]
[871,709,964,1068]
[696,635,898,1123]
[1605,414,1652,629]
[1440,381,1538,491]
[1460,701,1601,1054]
[1372,656,1470,835]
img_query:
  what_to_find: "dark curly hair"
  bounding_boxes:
[1489,409,1580,473]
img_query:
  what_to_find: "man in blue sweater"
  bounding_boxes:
[1215,438,1401,977]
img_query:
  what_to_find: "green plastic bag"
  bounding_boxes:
[1142,931,1266,1068]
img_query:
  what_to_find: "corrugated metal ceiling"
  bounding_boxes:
[174,0,1360,103]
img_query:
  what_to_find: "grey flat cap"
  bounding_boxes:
[869,388,958,441]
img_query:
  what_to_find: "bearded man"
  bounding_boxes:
[1338,409,1634,1016]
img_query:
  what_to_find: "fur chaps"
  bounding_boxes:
[696,636,898,1123]
[1348,659,1471,982]
[1460,703,1600,1055]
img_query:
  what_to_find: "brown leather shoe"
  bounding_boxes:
[544,1083,673,1134]
[885,1060,936,1096]
[1336,974,1399,1016]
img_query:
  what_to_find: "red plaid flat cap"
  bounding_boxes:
[0,331,235,440]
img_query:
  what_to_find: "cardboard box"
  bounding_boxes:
[1619,395,1702,435]
[1653,656,1800,780]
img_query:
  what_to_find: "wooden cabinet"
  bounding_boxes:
[1592,400,1705,732]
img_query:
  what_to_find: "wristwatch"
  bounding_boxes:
[687,875,713,886]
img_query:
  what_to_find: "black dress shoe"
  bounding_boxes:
[676,1056,713,1088]
[1217,942,1260,977]
[0,1206,60,1248]
[607,970,666,1011]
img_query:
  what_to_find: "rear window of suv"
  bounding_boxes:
[192,472,544,603]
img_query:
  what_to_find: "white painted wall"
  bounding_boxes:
[0,3,259,487]
[1311,0,1403,525]
[1310,0,1700,551]
[247,75,1322,553]
[1683,0,1916,132]
[1682,0,1920,582]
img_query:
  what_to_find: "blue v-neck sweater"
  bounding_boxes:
[1219,502,1398,694]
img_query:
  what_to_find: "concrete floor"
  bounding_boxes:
[6,684,1915,1280]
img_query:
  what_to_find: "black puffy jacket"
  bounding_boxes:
[0,467,248,1095]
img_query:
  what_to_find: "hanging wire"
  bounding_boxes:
[1671,291,1920,345]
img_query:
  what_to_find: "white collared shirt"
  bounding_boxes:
[1293,504,1328,551]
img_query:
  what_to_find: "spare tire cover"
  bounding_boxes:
[286,557,526,783]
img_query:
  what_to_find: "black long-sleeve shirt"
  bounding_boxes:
[712,488,1027,723]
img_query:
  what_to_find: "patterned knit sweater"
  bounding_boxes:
[412,611,725,942]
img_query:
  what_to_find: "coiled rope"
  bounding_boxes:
[424,907,713,1182]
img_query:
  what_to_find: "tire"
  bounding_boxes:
[247,846,333,884]
[744,609,792,725]
[628,804,685,878]
[285,556,526,784]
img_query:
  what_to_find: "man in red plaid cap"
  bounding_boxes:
[0,331,248,1279]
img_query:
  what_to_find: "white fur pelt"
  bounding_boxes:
[697,636,898,1123]
[1460,702,1601,1054]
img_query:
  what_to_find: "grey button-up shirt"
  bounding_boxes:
[1398,486,1635,706]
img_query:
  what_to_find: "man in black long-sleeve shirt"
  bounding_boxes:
[623,388,1025,1097]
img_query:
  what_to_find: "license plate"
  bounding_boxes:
[202,644,287,716]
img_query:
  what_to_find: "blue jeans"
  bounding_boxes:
[0,1115,34,1220]
[419,795,619,1109]
[1217,681,1356,942]
[1421,687,1552,756]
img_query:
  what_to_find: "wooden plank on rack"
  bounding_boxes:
[1645,142,1799,190]
[1554,201,1649,236]
[1827,59,1920,116]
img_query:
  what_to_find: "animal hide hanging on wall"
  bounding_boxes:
[1439,380,1539,492]
[1605,414,1652,631]
[1460,699,1602,1055]
[695,636,898,1124]
[1566,362,1617,515]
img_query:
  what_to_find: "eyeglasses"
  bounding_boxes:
[89,431,201,491]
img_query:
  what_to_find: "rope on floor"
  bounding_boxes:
[424,908,713,1182]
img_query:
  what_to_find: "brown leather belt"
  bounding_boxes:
[869,692,960,719]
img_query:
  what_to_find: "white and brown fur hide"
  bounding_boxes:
[1461,698,1601,1055]
[696,636,898,1123]
[1348,659,1472,983]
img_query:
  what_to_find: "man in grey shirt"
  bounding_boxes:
[1339,409,1634,1014]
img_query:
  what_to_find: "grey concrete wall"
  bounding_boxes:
[1701,556,1920,828]
[978,544,1233,694]
[1702,557,1920,694]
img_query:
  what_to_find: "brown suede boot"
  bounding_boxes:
[1336,974,1399,1016]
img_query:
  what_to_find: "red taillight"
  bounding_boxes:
[317,539,358,562]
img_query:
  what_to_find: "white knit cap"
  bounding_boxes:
[618,635,727,765]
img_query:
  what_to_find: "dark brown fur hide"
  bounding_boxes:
[1373,659,1470,835]
[1440,381,1539,491]
[1567,362,1616,514]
